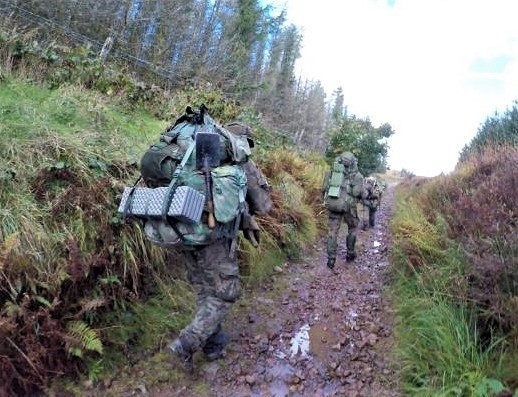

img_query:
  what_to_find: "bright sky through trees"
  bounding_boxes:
[271,0,518,176]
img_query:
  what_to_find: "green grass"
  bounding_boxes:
[0,75,326,394]
[393,275,506,396]
[238,232,285,284]
[0,77,181,388]
[389,184,512,396]
[0,78,162,146]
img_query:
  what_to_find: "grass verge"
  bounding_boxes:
[389,181,514,396]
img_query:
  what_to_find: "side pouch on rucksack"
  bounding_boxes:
[242,160,271,216]
[211,165,247,223]
[140,141,185,188]
[324,161,348,212]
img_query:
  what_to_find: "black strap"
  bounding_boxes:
[122,175,142,221]
[160,140,196,240]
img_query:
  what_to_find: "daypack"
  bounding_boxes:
[323,159,358,212]
[365,177,383,199]
[118,105,250,248]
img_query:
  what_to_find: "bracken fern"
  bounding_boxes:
[66,320,103,357]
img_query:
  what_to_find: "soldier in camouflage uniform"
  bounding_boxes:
[169,122,271,373]
[363,176,382,228]
[322,152,366,269]
[168,237,239,371]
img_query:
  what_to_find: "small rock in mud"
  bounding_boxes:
[291,375,301,385]
[245,374,257,385]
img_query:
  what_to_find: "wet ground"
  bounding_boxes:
[143,184,400,397]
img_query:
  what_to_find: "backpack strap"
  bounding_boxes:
[161,140,196,225]
[228,168,247,258]
[122,175,143,221]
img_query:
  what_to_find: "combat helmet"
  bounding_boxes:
[338,151,357,169]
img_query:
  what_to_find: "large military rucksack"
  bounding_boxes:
[118,105,254,248]
[323,158,356,212]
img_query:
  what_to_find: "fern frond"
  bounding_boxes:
[66,320,103,355]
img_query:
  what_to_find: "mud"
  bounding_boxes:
[140,184,400,397]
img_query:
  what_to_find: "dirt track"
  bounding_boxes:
[136,184,400,397]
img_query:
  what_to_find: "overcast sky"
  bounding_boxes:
[270,0,518,176]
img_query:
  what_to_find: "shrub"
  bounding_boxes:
[421,146,517,337]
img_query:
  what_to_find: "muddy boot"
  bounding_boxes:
[326,237,337,269]
[346,234,357,262]
[168,338,194,374]
[326,257,336,270]
[202,326,229,361]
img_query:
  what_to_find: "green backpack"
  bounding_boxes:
[323,160,353,212]
[119,105,249,248]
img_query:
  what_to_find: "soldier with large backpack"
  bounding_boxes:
[363,176,382,228]
[322,152,366,269]
[118,105,271,372]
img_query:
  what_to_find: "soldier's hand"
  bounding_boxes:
[241,213,261,247]
[244,228,260,247]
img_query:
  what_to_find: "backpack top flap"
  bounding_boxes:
[207,116,251,163]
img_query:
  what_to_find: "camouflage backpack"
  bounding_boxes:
[323,152,361,212]
[224,121,272,216]
[365,176,383,199]
[118,105,251,248]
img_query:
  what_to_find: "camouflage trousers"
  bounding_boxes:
[326,209,359,262]
[176,238,241,353]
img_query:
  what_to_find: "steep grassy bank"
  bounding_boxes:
[0,77,325,395]
[389,145,517,396]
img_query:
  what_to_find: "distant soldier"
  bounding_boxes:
[363,176,382,227]
[322,152,366,269]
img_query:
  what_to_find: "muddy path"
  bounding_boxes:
[137,184,400,397]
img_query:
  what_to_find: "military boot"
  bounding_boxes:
[202,326,229,361]
[326,257,336,269]
[369,209,376,227]
[346,234,357,262]
[168,338,194,374]
[326,236,338,269]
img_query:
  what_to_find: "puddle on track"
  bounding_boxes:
[308,322,340,361]
[288,311,358,363]
[289,323,310,358]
